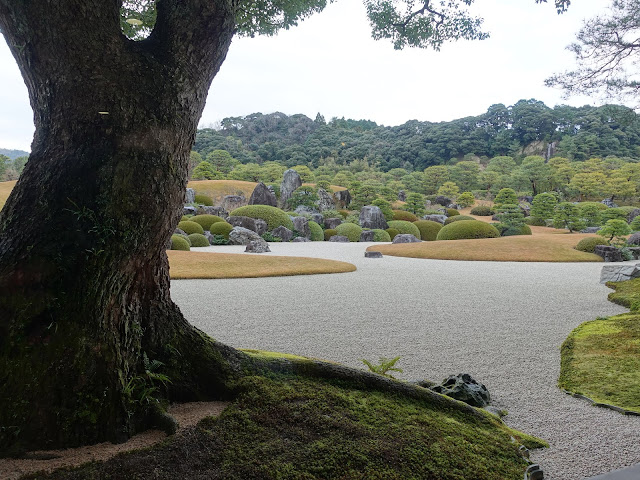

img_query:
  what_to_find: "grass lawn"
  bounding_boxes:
[0,180,17,209]
[168,250,356,279]
[187,179,258,204]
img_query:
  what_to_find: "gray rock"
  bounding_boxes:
[423,214,447,224]
[594,245,623,263]
[430,373,491,408]
[174,228,187,236]
[204,231,215,245]
[279,169,302,209]
[245,239,271,253]
[601,198,619,208]
[184,188,195,204]
[364,251,383,258]
[519,202,531,217]
[600,263,640,283]
[333,189,352,208]
[519,195,534,204]
[228,215,262,233]
[294,205,319,215]
[228,227,262,245]
[329,235,350,242]
[359,205,388,230]
[628,208,640,223]
[183,206,197,216]
[435,196,451,207]
[222,195,246,212]
[292,216,310,238]
[360,230,375,242]
[272,226,293,242]
[628,232,640,245]
[310,213,324,225]
[580,227,601,234]
[196,205,228,218]
[316,188,335,211]
[397,190,406,202]
[248,182,277,207]
[447,203,461,210]
[392,234,421,244]
[324,217,343,229]
[292,237,310,242]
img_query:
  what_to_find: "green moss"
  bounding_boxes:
[336,223,363,242]
[391,210,419,222]
[444,215,474,225]
[190,214,225,231]
[187,233,210,247]
[436,220,501,241]
[387,220,421,239]
[230,205,294,230]
[194,194,214,206]
[324,228,338,241]
[308,221,324,241]
[171,235,191,251]
[178,220,205,235]
[372,229,391,242]
[607,277,640,309]
[240,349,310,361]
[575,236,609,253]
[413,220,443,242]
[209,222,233,240]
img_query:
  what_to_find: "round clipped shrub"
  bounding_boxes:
[338,209,350,218]
[575,236,609,253]
[188,233,210,247]
[392,210,419,222]
[387,220,421,239]
[180,215,192,222]
[171,234,190,251]
[209,221,233,239]
[324,229,337,241]
[177,220,204,235]
[500,224,532,237]
[190,214,225,231]
[524,217,546,226]
[444,215,474,225]
[308,221,324,241]
[470,205,494,216]
[336,222,363,242]
[446,208,460,217]
[230,205,294,230]
[436,220,501,241]
[413,220,442,241]
[372,229,391,242]
[386,228,399,240]
[194,194,213,206]
[601,207,629,222]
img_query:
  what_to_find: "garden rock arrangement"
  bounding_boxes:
[392,234,421,244]
[429,373,491,408]
[600,263,640,283]
[249,182,277,207]
[279,169,302,209]
[359,206,388,230]
[594,245,623,263]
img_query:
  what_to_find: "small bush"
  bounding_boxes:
[392,210,419,222]
[190,214,225,231]
[177,220,205,235]
[498,224,532,237]
[446,208,460,217]
[470,205,494,216]
[188,233,210,247]
[230,205,294,230]
[456,192,475,208]
[211,234,229,245]
[194,194,213,206]
[209,221,233,239]
[601,207,629,223]
[261,232,282,242]
[386,228,399,240]
[324,229,338,241]
[344,213,360,225]
[336,223,363,242]
[372,229,391,242]
[322,209,343,219]
[308,221,324,241]
[180,215,192,222]
[338,209,351,218]
[413,220,442,241]
[575,236,609,253]
[171,235,190,251]
[387,220,421,239]
[444,215,474,225]
[524,217,546,226]
[630,216,640,232]
[436,220,501,241]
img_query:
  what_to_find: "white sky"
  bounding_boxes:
[0,0,612,151]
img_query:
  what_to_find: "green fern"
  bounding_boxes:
[361,356,403,379]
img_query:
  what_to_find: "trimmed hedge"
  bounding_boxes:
[387,220,421,239]
[392,210,419,222]
[524,217,546,226]
[413,220,442,241]
[500,224,532,237]
[190,214,225,231]
[194,194,213,206]
[324,229,338,241]
[575,236,609,253]
[386,228,399,240]
[210,221,233,239]
[188,233,210,247]
[372,229,391,242]
[436,220,501,241]
[444,215,474,225]
[470,205,494,216]
[336,223,363,242]
[171,235,190,251]
[601,207,629,222]
[177,220,205,235]
[446,208,460,217]
[230,205,294,230]
[308,221,324,241]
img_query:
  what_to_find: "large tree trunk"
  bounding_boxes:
[0,0,247,454]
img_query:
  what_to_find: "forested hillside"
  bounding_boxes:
[194,100,640,171]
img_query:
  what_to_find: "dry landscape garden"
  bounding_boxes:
[1,1,640,480]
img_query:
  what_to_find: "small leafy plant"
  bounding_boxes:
[361,356,403,378]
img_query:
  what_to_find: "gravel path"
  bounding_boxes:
[170,242,640,480]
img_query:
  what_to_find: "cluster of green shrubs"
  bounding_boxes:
[230,205,294,230]
[444,215,474,225]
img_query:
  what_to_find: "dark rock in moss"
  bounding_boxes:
[329,235,349,242]
[272,226,293,242]
[392,234,421,244]
[431,373,490,408]
[364,251,382,258]
[249,182,277,207]
[594,245,623,262]
[360,230,375,242]
[324,217,343,229]
[293,216,310,238]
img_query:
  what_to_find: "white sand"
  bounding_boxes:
[171,242,640,480]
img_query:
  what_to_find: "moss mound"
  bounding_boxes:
[436,220,501,241]
[194,194,213,206]
[413,220,443,241]
[392,210,419,222]
[308,221,324,241]
[386,228,399,240]
[190,214,225,231]
[187,233,210,247]
[230,205,294,230]
[444,215,475,225]
[324,228,338,241]
[170,235,190,251]
[177,220,205,235]
[470,205,494,216]
[336,223,363,242]
[446,208,460,217]
[575,236,609,253]
[209,221,233,239]
[387,220,421,239]
[372,229,391,242]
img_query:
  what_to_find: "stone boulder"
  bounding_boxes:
[628,208,640,223]
[272,226,293,242]
[324,217,343,229]
[229,227,262,245]
[245,239,271,253]
[430,373,490,408]
[627,232,640,246]
[359,205,388,230]
[365,251,383,258]
[184,188,195,204]
[279,169,302,209]
[329,235,349,242]
[226,216,267,236]
[333,190,352,208]
[435,196,451,207]
[183,206,197,216]
[600,263,640,284]
[310,213,324,225]
[397,190,406,202]
[447,203,461,210]
[249,182,277,207]
[360,230,375,242]
[196,205,228,218]
[292,216,310,238]
[222,195,246,212]
[392,234,421,244]
[519,203,531,217]
[519,195,534,204]
[204,231,215,245]
[580,227,601,234]
[294,205,319,215]
[423,214,447,224]
[316,188,335,211]
[594,245,623,262]
[174,228,188,236]
[292,237,310,242]
[601,198,619,208]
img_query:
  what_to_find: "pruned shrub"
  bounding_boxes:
[446,208,460,217]
[336,223,363,242]
[372,229,391,242]
[171,235,190,251]
[630,216,640,232]
[230,205,294,230]
[436,220,501,240]
[456,192,475,208]
[392,210,419,222]
[209,221,233,239]
[177,220,204,235]
[188,233,210,247]
[324,229,337,241]
[601,207,629,223]
[498,224,532,236]
[444,215,474,225]
[524,217,546,226]
[338,209,350,218]
[386,228,399,240]
[575,236,609,253]
[493,188,517,207]
[180,215,192,222]
[194,194,213,206]
[387,220,421,239]
[413,220,442,241]
[190,214,225,231]
[308,221,324,241]
[470,205,494,216]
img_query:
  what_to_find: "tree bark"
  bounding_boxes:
[0,0,246,454]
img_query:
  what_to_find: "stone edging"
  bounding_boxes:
[561,389,640,416]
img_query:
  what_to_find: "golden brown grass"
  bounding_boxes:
[187,180,258,204]
[0,180,17,210]
[168,250,356,279]
[302,183,347,192]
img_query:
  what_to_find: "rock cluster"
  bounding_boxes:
[600,263,640,283]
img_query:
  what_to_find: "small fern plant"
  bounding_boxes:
[361,356,403,379]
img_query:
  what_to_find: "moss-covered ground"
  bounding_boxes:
[0,180,17,209]
[559,279,640,413]
[24,375,543,480]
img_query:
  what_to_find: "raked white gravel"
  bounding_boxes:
[170,242,639,480]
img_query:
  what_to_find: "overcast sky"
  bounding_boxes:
[0,0,612,151]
